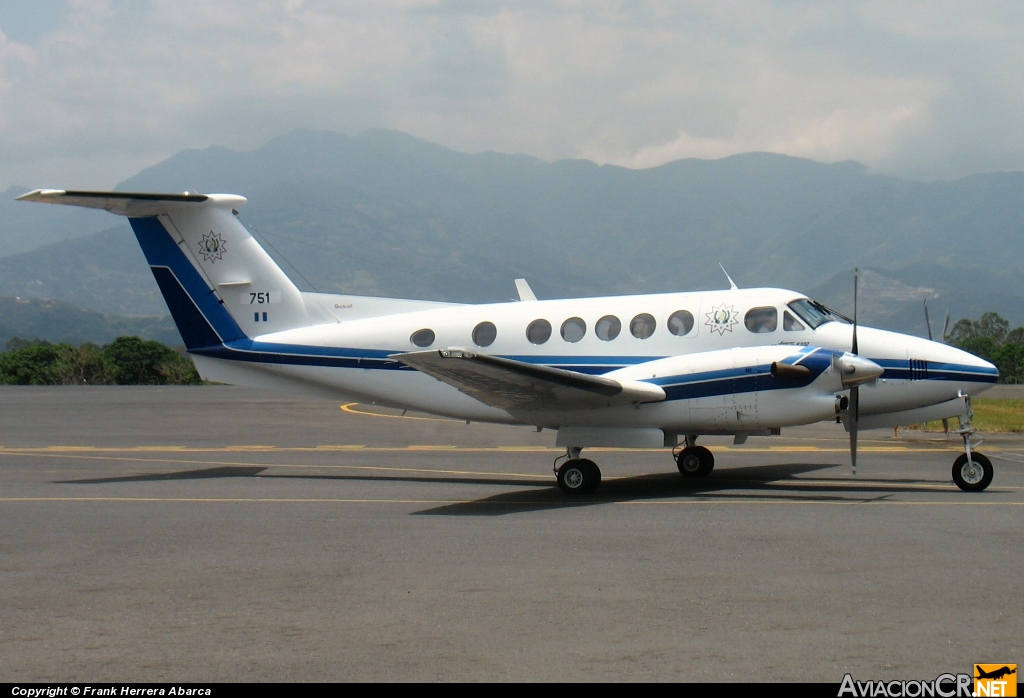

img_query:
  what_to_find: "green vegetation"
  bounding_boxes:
[913,400,1024,433]
[947,312,1024,384]
[0,336,200,385]
[971,399,1024,432]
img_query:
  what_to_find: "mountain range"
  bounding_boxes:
[2,128,1022,345]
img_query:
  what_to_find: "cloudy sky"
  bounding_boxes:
[2,0,1024,190]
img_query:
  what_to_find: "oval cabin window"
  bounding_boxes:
[596,315,621,341]
[526,319,552,345]
[561,317,586,343]
[668,310,694,336]
[630,313,656,339]
[410,328,435,347]
[473,321,497,347]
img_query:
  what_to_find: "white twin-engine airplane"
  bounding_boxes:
[18,189,1000,494]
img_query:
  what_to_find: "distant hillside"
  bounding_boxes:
[6,129,1024,335]
[0,225,166,315]
[0,296,181,347]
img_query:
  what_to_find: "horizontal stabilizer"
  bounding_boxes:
[15,189,241,217]
[394,349,665,412]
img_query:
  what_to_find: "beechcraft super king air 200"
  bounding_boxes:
[17,189,1001,495]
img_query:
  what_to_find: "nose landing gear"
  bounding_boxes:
[953,395,993,492]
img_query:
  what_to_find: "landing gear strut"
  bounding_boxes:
[674,435,715,478]
[554,447,601,495]
[952,396,993,492]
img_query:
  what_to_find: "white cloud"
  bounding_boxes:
[2,1,1024,188]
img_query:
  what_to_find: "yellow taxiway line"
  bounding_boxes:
[0,496,1020,507]
[0,443,1009,454]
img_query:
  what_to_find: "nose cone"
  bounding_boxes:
[941,343,1000,390]
[835,352,884,387]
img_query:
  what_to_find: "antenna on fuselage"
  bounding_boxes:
[719,264,739,290]
[515,278,538,301]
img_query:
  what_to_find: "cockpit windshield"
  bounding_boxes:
[787,298,852,330]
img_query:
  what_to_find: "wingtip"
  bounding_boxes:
[15,188,66,201]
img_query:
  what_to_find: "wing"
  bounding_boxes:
[394,349,665,411]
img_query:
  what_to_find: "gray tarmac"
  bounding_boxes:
[1,386,1021,682]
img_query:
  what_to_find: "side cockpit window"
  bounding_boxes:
[744,306,777,333]
[783,311,806,332]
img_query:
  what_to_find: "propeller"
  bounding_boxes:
[924,300,951,434]
[850,268,859,476]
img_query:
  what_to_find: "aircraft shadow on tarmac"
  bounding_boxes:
[55,461,955,515]
[414,463,950,516]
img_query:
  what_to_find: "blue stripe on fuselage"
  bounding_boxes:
[189,342,998,399]
[873,358,999,383]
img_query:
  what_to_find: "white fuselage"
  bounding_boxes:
[192,286,997,434]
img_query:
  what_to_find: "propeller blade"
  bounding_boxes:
[942,310,950,344]
[924,300,933,341]
[852,267,859,356]
[850,267,859,476]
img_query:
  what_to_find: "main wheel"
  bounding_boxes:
[676,446,715,478]
[557,458,601,495]
[952,452,993,492]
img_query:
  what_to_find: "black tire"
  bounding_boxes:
[952,452,993,492]
[676,446,715,478]
[557,458,601,495]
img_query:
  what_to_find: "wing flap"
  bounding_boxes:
[394,349,665,411]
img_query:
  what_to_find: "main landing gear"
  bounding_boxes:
[674,435,715,478]
[554,437,718,496]
[554,447,601,495]
[952,396,994,492]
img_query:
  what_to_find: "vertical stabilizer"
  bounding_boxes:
[16,190,310,349]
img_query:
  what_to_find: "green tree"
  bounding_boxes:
[993,342,1024,384]
[1,336,200,385]
[948,312,1024,384]
[0,343,63,384]
[948,312,1010,345]
[101,336,199,385]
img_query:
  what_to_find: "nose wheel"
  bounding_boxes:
[952,453,993,492]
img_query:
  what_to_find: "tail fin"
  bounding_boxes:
[16,190,309,350]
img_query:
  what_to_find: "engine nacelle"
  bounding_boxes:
[608,345,881,431]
